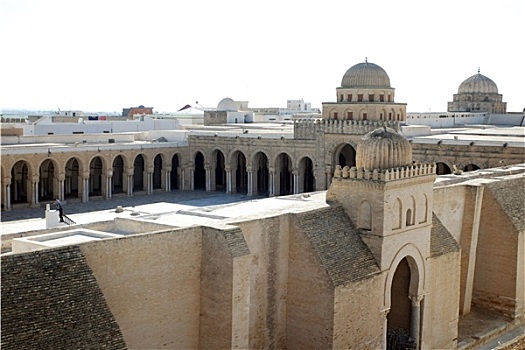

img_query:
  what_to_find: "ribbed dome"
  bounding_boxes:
[356,127,412,170]
[341,61,391,88]
[217,97,237,111]
[458,73,498,94]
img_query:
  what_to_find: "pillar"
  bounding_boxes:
[105,170,113,199]
[269,168,275,197]
[164,165,171,192]
[127,173,133,196]
[82,172,89,203]
[247,167,254,196]
[409,295,423,350]
[189,167,194,190]
[225,165,232,194]
[292,169,299,194]
[2,177,12,211]
[58,173,65,201]
[205,165,211,192]
[30,174,39,207]
[381,309,390,350]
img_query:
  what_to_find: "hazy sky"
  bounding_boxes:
[1,0,523,113]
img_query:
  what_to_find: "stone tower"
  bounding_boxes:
[326,126,435,267]
[322,60,407,122]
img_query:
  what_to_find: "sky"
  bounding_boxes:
[1,0,523,114]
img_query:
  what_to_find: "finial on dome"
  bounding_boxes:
[365,57,368,63]
[381,120,387,132]
[478,67,480,74]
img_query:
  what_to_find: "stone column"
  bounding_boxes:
[31,174,39,207]
[409,295,423,349]
[269,168,275,197]
[247,167,253,196]
[325,166,333,188]
[105,170,113,199]
[292,169,299,194]
[127,172,134,196]
[225,165,232,194]
[82,171,90,203]
[58,173,65,201]
[189,167,194,190]
[146,169,153,194]
[205,164,211,192]
[381,308,390,350]
[164,165,172,192]
[2,177,12,211]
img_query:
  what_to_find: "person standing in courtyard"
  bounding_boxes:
[55,198,64,222]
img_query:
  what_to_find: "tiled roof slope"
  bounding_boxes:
[1,245,126,350]
[485,177,525,233]
[295,206,380,286]
[430,213,460,258]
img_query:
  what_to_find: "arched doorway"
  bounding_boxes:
[335,144,356,168]
[39,159,55,202]
[153,154,162,190]
[276,153,292,196]
[233,151,247,194]
[10,161,29,205]
[299,156,315,193]
[65,158,80,200]
[133,154,145,192]
[171,154,180,190]
[112,156,124,194]
[194,152,206,190]
[436,162,451,175]
[463,164,479,172]
[253,152,269,196]
[388,258,418,350]
[213,150,226,192]
[89,157,103,196]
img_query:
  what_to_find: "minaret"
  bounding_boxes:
[326,127,436,268]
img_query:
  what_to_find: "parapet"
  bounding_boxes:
[333,163,436,183]
[294,119,400,139]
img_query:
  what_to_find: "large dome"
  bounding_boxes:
[217,97,237,111]
[356,127,412,170]
[341,61,391,88]
[458,72,498,94]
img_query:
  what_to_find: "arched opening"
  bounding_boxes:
[112,156,124,194]
[65,158,80,200]
[392,198,402,230]
[276,153,292,196]
[214,150,226,191]
[153,154,162,190]
[171,154,180,190]
[233,151,247,194]
[254,152,269,196]
[463,164,479,172]
[39,159,55,202]
[387,258,416,350]
[335,144,356,169]
[299,157,315,193]
[435,162,451,175]
[194,152,206,190]
[10,161,29,205]
[358,200,372,230]
[89,157,103,196]
[133,154,145,192]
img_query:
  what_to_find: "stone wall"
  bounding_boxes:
[80,228,202,349]
[1,245,126,350]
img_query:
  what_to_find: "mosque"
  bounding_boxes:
[1,61,524,349]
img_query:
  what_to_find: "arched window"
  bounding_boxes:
[406,209,413,226]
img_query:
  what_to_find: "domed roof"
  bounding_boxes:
[341,61,391,88]
[458,71,498,94]
[356,127,412,170]
[217,97,237,111]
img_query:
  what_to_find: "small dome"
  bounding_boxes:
[356,127,412,170]
[341,61,391,88]
[217,97,237,111]
[458,72,498,94]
